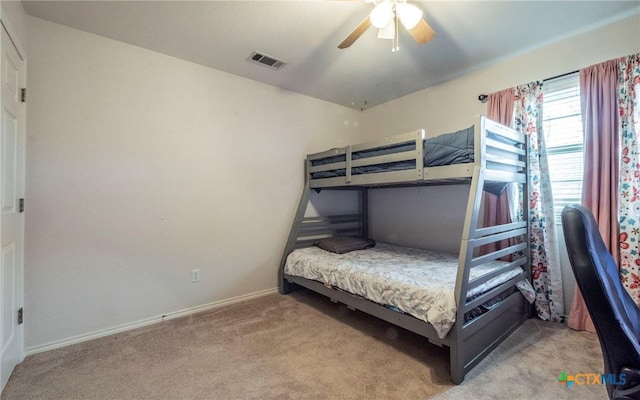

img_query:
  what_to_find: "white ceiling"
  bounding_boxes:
[22,0,640,110]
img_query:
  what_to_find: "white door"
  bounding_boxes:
[0,22,25,392]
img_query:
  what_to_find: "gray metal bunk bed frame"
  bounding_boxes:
[278,116,531,384]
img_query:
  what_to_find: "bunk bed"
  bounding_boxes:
[278,116,532,384]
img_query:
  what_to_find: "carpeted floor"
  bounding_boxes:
[2,290,606,399]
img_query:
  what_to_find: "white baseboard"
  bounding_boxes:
[25,287,278,356]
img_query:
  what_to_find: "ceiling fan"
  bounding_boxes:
[338,0,435,52]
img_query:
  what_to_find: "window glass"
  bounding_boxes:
[543,73,583,223]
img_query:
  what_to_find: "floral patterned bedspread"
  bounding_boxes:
[284,243,523,339]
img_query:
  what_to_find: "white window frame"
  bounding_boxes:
[542,72,583,224]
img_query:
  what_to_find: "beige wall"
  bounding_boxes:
[25,17,362,349]
[358,14,640,139]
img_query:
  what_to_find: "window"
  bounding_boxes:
[543,72,583,223]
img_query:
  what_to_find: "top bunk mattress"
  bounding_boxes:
[284,243,523,339]
[311,125,474,178]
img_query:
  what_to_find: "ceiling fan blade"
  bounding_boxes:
[338,16,372,49]
[407,18,435,45]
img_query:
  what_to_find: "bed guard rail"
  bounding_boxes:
[482,118,527,183]
[307,129,426,188]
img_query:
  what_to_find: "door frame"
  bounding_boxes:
[0,7,26,392]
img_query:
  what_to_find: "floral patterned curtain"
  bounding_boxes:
[514,82,564,321]
[618,54,640,302]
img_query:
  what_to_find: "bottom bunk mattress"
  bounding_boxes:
[284,243,524,339]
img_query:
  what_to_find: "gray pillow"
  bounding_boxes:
[315,236,376,254]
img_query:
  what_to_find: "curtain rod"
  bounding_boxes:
[478,69,579,102]
[543,70,579,82]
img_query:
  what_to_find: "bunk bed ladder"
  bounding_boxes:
[450,150,485,384]
[449,117,531,383]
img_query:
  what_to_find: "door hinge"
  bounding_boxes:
[19,198,24,213]
[18,307,23,325]
[20,88,26,103]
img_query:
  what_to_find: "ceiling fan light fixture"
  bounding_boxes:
[337,0,434,50]
[396,2,423,30]
[370,2,393,28]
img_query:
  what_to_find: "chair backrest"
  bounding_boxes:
[562,204,640,399]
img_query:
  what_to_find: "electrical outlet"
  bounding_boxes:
[191,269,200,283]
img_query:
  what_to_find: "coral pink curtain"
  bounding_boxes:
[487,88,516,125]
[568,60,620,332]
[482,89,515,254]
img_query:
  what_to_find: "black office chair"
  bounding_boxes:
[562,204,640,400]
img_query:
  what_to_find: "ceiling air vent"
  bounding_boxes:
[247,51,287,70]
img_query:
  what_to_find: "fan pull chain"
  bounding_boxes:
[392,11,399,52]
